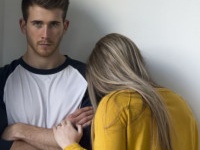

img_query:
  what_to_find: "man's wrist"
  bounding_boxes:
[12,123,27,140]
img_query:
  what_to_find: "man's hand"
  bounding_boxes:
[1,123,23,141]
[65,106,94,127]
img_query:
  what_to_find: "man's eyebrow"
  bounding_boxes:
[30,20,61,24]
[50,21,61,24]
[30,20,43,23]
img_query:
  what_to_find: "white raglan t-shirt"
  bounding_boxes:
[3,56,87,128]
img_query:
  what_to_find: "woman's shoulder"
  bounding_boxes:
[156,88,195,115]
[96,90,146,126]
[99,90,143,108]
[156,87,189,105]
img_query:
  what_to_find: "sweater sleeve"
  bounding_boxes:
[64,143,86,150]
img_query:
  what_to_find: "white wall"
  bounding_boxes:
[1,0,200,145]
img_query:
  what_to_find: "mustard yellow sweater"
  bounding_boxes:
[64,88,198,150]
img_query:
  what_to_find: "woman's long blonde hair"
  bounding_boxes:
[86,33,172,150]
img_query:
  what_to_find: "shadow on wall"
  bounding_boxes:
[60,3,107,63]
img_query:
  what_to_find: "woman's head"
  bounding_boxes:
[86,33,155,106]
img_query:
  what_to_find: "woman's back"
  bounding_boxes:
[93,88,198,150]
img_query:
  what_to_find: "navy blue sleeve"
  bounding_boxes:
[79,91,92,150]
[80,90,91,108]
[0,100,13,150]
[0,139,13,150]
[0,67,13,150]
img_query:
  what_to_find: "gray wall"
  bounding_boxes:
[0,0,4,66]
[2,0,25,64]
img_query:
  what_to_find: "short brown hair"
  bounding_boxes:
[21,0,69,21]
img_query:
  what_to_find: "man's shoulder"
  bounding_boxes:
[66,56,86,77]
[67,56,86,67]
[0,58,21,79]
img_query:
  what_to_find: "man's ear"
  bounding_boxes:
[19,18,26,34]
[63,20,69,32]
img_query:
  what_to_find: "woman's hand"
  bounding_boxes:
[53,120,83,149]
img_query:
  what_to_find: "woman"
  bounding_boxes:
[53,33,198,150]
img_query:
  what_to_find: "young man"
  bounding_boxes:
[0,0,93,149]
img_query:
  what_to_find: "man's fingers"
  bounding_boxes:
[78,114,94,124]
[82,120,92,128]
[64,106,94,126]
[68,113,94,126]
[68,107,93,118]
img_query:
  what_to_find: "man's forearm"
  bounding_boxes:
[11,141,61,150]
[3,123,61,150]
[25,141,61,150]
[10,141,39,150]
[17,123,62,150]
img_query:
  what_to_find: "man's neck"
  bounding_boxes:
[22,53,66,69]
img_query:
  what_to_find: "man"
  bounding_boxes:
[0,0,93,149]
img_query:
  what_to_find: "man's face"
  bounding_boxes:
[20,5,69,58]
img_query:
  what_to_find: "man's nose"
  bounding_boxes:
[41,26,50,39]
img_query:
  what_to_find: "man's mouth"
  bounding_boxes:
[38,41,53,45]
[40,43,51,45]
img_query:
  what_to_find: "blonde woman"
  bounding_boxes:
[53,33,198,150]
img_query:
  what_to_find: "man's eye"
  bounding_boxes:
[50,22,60,28]
[33,22,42,28]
